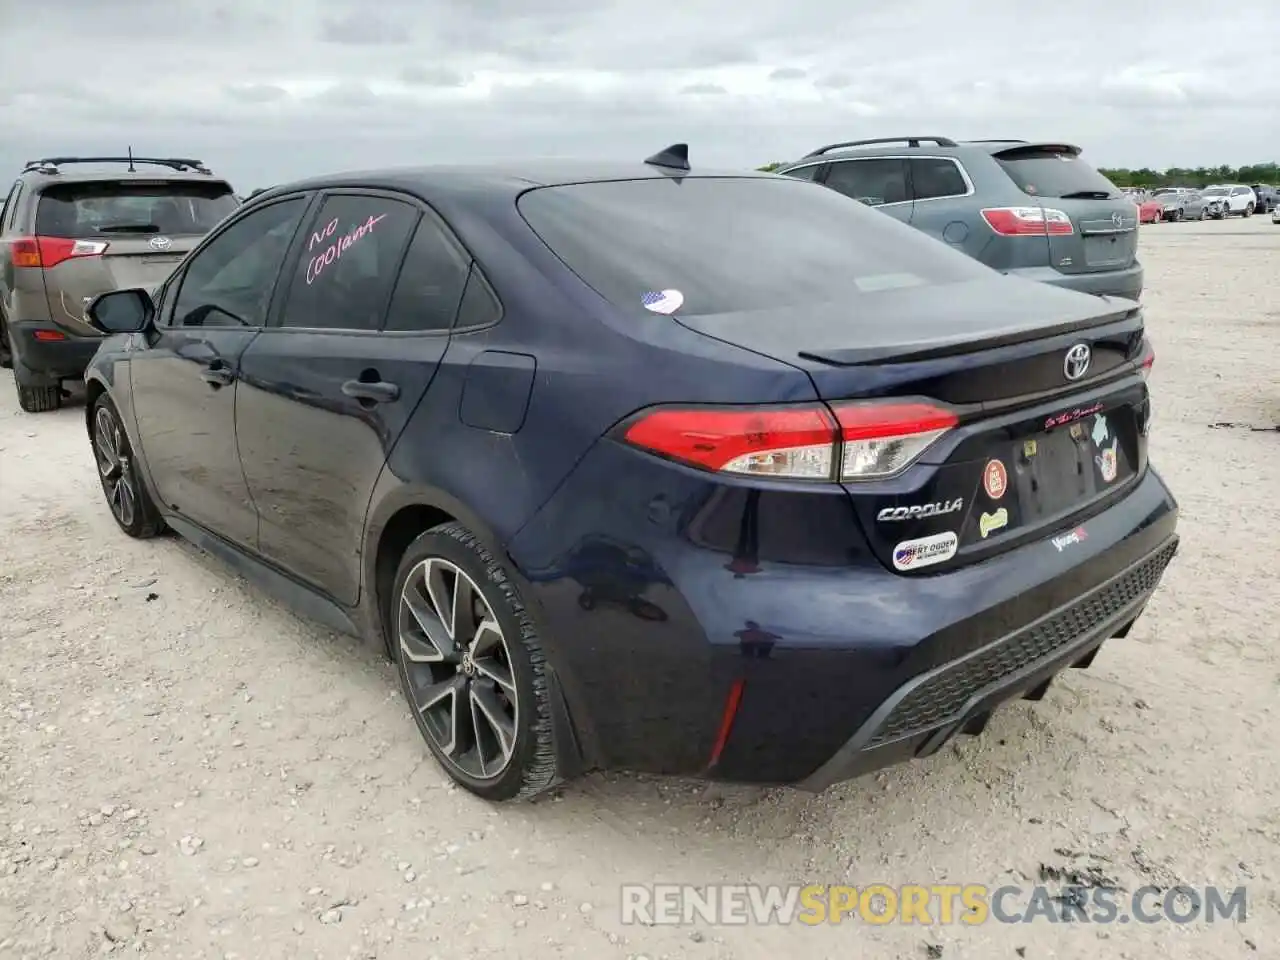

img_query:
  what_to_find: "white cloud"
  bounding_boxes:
[1,0,1277,190]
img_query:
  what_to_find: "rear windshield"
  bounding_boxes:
[993,147,1121,199]
[36,180,238,239]
[517,177,990,317]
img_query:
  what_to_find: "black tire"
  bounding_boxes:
[16,381,62,413]
[0,319,11,369]
[91,395,164,538]
[1172,208,1182,222]
[389,522,557,801]
[1243,203,1254,218]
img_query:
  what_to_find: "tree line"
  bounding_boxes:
[756,161,1279,187]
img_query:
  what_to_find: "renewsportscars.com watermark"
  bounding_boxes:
[621,884,1248,927]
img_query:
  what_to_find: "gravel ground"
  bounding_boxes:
[1,215,1276,960]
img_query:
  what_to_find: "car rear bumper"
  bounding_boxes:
[798,534,1176,790]
[9,321,102,382]
[1006,262,1144,301]
[508,436,1179,787]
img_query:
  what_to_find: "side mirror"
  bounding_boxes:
[87,288,155,335]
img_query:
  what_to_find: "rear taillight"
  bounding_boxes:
[11,236,109,269]
[619,400,958,482]
[833,401,959,480]
[980,206,1074,236]
[1139,339,1155,380]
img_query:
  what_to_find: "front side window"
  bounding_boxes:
[822,159,909,206]
[277,194,419,332]
[172,198,306,328]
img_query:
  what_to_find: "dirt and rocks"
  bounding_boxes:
[1,216,1277,959]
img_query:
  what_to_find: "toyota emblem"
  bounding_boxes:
[1111,212,1123,227]
[148,236,172,251]
[1064,343,1092,381]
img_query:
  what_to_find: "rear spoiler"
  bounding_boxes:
[979,142,1083,159]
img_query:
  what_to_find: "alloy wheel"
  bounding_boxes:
[93,407,137,529]
[398,557,518,780]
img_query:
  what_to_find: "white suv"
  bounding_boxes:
[1201,184,1258,217]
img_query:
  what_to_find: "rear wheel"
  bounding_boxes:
[16,381,62,413]
[390,522,558,801]
[92,395,164,538]
[0,319,11,369]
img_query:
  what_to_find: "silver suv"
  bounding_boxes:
[0,155,238,412]
[775,137,1142,302]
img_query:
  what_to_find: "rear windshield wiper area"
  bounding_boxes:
[96,223,162,234]
[1058,191,1117,200]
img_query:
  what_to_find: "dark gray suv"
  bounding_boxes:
[776,137,1142,302]
[0,156,238,412]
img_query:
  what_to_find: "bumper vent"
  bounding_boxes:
[868,540,1178,747]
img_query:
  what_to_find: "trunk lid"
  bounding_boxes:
[989,143,1139,277]
[675,276,1149,574]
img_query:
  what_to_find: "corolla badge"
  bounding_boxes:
[1063,343,1092,381]
[148,235,172,251]
[876,498,963,523]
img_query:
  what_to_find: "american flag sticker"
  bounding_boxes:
[640,289,684,314]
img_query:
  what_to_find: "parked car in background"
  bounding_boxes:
[0,155,238,411]
[1273,203,1280,224]
[1249,184,1278,213]
[1137,196,1166,224]
[1200,184,1257,217]
[1149,187,1198,221]
[1178,190,1216,220]
[775,137,1142,301]
[78,148,1177,800]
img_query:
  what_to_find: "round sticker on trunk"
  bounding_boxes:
[641,289,684,314]
[983,459,1008,500]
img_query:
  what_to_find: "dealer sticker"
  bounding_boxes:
[979,508,1009,539]
[893,531,959,571]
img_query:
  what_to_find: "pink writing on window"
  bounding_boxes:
[305,213,387,285]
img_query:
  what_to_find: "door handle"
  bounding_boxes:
[200,362,235,387]
[342,378,400,403]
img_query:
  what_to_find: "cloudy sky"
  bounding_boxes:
[1,0,1276,190]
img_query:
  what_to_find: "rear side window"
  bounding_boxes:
[909,158,969,200]
[517,176,989,318]
[993,147,1121,199]
[278,195,419,331]
[823,159,909,205]
[35,180,239,239]
[382,216,471,332]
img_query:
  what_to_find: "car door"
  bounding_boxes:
[128,195,309,547]
[234,191,474,604]
[903,156,976,254]
[818,158,914,224]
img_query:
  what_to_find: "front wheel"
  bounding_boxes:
[1173,208,1183,222]
[91,396,164,537]
[391,522,558,801]
[1243,203,1254,218]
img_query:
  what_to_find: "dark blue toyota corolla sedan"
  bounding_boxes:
[81,145,1178,801]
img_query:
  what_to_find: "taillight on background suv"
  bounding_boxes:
[619,400,959,482]
[980,207,1074,236]
[11,237,109,269]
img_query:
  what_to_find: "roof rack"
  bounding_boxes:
[802,136,957,158]
[21,155,213,175]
